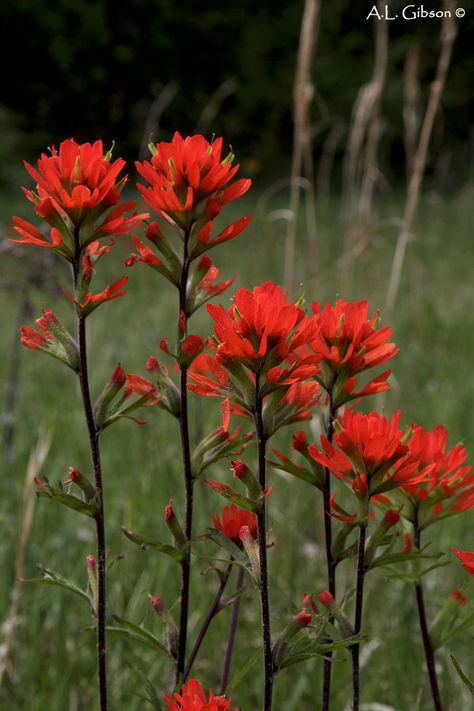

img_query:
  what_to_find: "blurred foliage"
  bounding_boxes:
[1,0,472,184]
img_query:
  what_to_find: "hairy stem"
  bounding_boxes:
[176,228,194,683]
[73,248,108,711]
[254,379,273,711]
[322,396,336,711]
[220,566,245,694]
[183,562,232,680]
[414,522,443,711]
[351,524,367,711]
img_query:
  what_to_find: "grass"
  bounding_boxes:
[1,187,473,709]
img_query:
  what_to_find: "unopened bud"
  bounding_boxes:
[365,509,401,567]
[272,608,312,669]
[318,591,354,638]
[148,593,179,659]
[231,459,260,499]
[164,500,186,547]
[303,593,318,613]
[240,525,260,585]
[94,364,127,428]
[68,466,97,503]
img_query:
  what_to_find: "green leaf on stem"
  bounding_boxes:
[121,526,185,562]
[107,615,171,656]
[368,549,442,570]
[451,654,474,696]
[36,478,98,517]
[22,564,91,605]
[206,530,252,573]
[227,649,263,694]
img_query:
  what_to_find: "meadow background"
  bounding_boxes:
[0,1,473,709]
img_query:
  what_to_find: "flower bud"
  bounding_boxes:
[317,591,354,638]
[68,466,96,502]
[365,509,401,567]
[239,525,260,585]
[94,365,126,428]
[164,500,186,547]
[148,593,179,659]
[231,459,260,499]
[430,588,468,650]
[272,609,312,669]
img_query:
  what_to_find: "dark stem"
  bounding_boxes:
[254,378,273,711]
[220,566,245,694]
[351,524,367,711]
[183,562,233,680]
[176,227,194,683]
[414,521,443,711]
[72,247,108,711]
[322,395,336,711]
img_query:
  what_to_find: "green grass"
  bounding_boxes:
[1,189,473,709]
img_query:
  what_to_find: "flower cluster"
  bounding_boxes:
[164,678,237,711]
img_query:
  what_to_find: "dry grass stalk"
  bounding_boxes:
[139,80,179,160]
[403,44,421,181]
[195,79,237,135]
[0,433,51,686]
[317,119,345,196]
[359,4,388,221]
[343,0,388,228]
[385,1,457,320]
[284,0,320,291]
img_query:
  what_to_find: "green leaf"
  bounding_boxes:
[441,613,474,646]
[451,654,474,696]
[278,635,360,670]
[227,649,263,694]
[22,564,91,604]
[122,526,185,562]
[37,488,97,517]
[369,550,442,569]
[108,615,171,656]
[206,530,252,572]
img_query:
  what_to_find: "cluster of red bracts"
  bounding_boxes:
[13,134,474,711]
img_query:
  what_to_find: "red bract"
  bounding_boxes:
[309,409,425,498]
[307,299,397,404]
[163,678,237,711]
[451,548,474,577]
[207,282,319,381]
[212,503,258,544]
[136,132,251,229]
[64,276,128,315]
[13,139,146,259]
[402,424,473,518]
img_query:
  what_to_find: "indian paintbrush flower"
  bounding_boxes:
[163,677,237,711]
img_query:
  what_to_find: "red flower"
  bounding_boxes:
[309,409,425,497]
[13,139,146,258]
[64,275,128,315]
[188,353,235,398]
[136,132,251,229]
[164,678,237,711]
[207,281,319,380]
[212,503,258,544]
[402,424,473,517]
[123,373,157,399]
[451,547,474,577]
[20,309,79,370]
[307,299,397,402]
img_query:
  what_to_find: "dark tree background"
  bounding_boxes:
[1,0,472,185]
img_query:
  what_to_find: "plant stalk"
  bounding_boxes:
[176,228,194,683]
[351,523,367,711]
[183,562,233,680]
[254,379,273,711]
[220,566,245,694]
[72,242,108,711]
[322,396,336,711]
[414,522,443,711]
